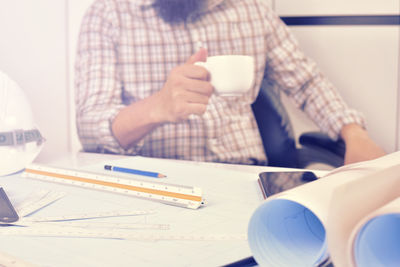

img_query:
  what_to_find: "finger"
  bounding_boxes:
[187,103,208,116]
[183,90,210,105]
[181,77,213,96]
[186,48,208,65]
[181,64,210,81]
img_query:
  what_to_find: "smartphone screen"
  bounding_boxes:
[0,187,19,223]
[258,171,318,199]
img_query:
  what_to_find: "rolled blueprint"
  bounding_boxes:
[327,165,400,267]
[248,152,400,267]
[353,198,400,267]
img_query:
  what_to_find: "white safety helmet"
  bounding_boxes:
[0,71,45,176]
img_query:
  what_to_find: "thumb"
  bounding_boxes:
[186,48,208,64]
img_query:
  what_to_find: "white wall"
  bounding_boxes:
[0,0,70,161]
[276,1,400,153]
[275,0,399,16]
[288,26,399,153]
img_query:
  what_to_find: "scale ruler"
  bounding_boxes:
[23,164,205,209]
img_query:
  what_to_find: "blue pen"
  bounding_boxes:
[104,165,166,178]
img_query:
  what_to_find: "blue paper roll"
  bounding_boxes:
[248,199,328,266]
[354,214,400,267]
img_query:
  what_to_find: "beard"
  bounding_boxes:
[152,0,207,25]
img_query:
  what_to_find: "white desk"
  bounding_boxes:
[0,152,289,267]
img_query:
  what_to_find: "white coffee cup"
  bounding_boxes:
[195,55,255,96]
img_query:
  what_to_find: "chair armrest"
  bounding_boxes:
[297,132,345,168]
[299,132,345,157]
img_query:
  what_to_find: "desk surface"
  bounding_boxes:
[0,152,290,267]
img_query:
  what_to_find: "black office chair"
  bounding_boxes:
[251,78,345,169]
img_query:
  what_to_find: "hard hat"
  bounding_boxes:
[0,71,45,176]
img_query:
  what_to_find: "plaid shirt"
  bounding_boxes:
[75,0,364,164]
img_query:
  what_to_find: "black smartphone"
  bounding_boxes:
[0,187,19,223]
[258,171,318,199]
